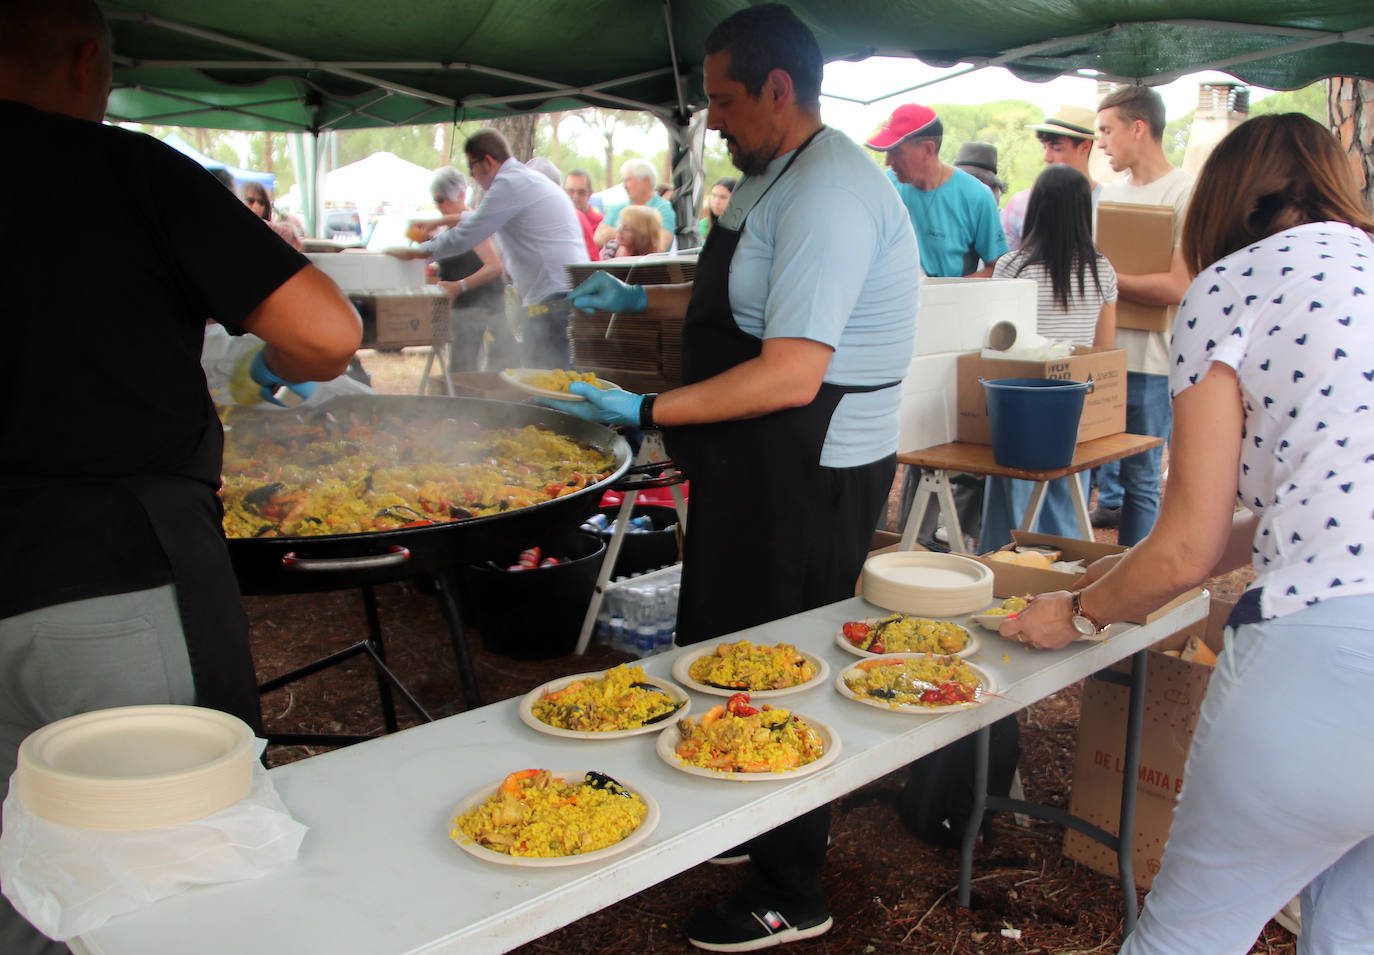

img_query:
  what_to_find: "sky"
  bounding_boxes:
[573,56,1270,158]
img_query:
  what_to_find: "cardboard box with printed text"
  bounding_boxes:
[956,347,1127,446]
[1061,595,1234,890]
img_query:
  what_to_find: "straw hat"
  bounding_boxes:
[1025,105,1098,141]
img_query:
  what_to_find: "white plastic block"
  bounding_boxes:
[307,252,426,291]
[913,277,1039,357]
[897,352,960,453]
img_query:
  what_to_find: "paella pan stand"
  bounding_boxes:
[226,395,634,749]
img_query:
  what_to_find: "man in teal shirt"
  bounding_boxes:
[867,103,1007,278]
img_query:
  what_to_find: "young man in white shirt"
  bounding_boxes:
[1093,85,1194,544]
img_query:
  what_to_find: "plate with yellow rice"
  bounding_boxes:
[519,664,689,739]
[836,614,979,659]
[671,640,828,698]
[449,768,659,867]
[499,368,619,401]
[969,595,1032,631]
[836,653,997,713]
[655,701,840,781]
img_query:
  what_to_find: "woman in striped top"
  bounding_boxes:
[980,164,1117,551]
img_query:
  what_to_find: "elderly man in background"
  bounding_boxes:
[1002,104,1101,251]
[593,156,677,252]
[391,129,588,368]
[1,2,362,952]
[867,103,1008,550]
[563,167,604,260]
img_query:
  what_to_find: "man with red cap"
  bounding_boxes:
[866,103,1007,279]
[868,104,1008,549]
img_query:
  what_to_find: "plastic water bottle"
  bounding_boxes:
[654,590,676,650]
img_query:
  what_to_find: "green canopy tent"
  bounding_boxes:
[100,0,1374,236]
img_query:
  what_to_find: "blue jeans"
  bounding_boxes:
[979,472,1087,552]
[1097,371,1170,546]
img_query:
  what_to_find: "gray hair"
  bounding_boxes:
[430,166,467,203]
[526,156,562,185]
[620,157,657,188]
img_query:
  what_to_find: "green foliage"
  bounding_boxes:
[1250,81,1327,122]
[1164,112,1193,167]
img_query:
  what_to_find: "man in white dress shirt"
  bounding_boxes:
[391,128,588,367]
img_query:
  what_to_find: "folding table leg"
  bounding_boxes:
[899,468,966,552]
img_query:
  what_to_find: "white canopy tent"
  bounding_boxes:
[278,150,437,220]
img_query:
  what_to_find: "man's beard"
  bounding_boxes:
[725,134,779,176]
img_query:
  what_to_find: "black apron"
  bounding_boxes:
[125,444,264,735]
[667,128,897,645]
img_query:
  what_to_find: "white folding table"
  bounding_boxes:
[73,591,1207,955]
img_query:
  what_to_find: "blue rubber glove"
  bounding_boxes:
[567,271,647,314]
[250,349,317,407]
[538,382,643,427]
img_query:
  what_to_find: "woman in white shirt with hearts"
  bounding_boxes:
[1003,113,1374,954]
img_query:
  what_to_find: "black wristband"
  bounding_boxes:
[639,393,658,429]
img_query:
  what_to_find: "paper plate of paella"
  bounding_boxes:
[655,694,840,781]
[519,664,689,740]
[836,653,997,714]
[671,640,829,699]
[836,613,980,659]
[968,595,1032,631]
[499,368,619,401]
[449,768,659,867]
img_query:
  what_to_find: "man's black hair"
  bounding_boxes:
[703,4,823,111]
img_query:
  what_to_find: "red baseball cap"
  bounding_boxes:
[865,104,942,150]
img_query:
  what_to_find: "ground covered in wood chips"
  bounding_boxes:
[245,349,1292,954]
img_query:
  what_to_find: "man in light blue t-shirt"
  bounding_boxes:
[593,157,677,252]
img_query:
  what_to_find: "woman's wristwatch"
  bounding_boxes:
[1070,590,1106,637]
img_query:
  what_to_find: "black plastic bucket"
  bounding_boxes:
[593,504,681,578]
[462,529,605,660]
[981,377,1093,469]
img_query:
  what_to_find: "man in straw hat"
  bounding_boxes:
[1002,104,1101,251]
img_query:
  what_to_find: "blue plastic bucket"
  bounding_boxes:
[980,377,1094,470]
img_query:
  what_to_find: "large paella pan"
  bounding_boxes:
[220,395,632,594]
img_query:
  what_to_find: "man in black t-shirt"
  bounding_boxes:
[0,3,362,952]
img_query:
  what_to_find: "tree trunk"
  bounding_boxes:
[548,111,565,164]
[1330,77,1374,214]
[491,115,539,162]
[604,133,615,188]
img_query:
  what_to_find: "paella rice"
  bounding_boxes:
[842,654,984,707]
[452,769,648,857]
[673,694,825,773]
[687,640,816,690]
[979,595,1031,617]
[219,410,616,538]
[841,614,971,654]
[512,369,606,393]
[531,664,680,732]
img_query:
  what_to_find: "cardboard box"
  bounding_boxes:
[351,289,450,347]
[1096,202,1175,334]
[977,531,1203,625]
[1062,596,1233,889]
[898,353,959,453]
[914,277,1039,356]
[956,347,1127,445]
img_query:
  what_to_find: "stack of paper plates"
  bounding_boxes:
[861,551,994,617]
[15,705,255,831]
